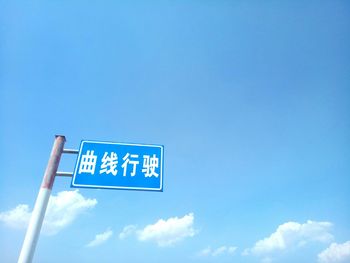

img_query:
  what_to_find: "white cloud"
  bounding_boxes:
[198,246,237,257]
[119,225,137,240]
[0,204,31,229]
[318,241,350,263]
[136,213,195,247]
[0,190,97,235]
[86,229,113,247]
[246,220,333,256]
[43,190,97,235]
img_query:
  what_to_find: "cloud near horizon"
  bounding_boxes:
[0,190,97,235]
[86,229,113,248]
[318,241,350,263]
[119,225,138,240]
[198,246,237,257]
[119,213,195,247]
[244,220,333,256]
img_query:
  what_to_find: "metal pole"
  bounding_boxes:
[18,135,66,263]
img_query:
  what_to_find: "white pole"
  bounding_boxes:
[18,135,66,263]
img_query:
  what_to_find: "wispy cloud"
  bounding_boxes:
[0,190,97,235]
[119,225,137,240]
[86,229,113,248]
[198,245,237,257]
[244,220,333,256]
[119,213,195,247]
[318,241,350,263]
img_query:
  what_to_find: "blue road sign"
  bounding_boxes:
[71,140,164,191]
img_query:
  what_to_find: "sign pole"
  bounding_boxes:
[18,135,66,263]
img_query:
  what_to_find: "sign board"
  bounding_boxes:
[71,140,164,191]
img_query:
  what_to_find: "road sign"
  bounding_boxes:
[71,140,164,191]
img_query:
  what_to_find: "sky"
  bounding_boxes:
[0,1,349,262]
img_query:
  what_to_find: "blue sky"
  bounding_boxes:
[0,1,349,262]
